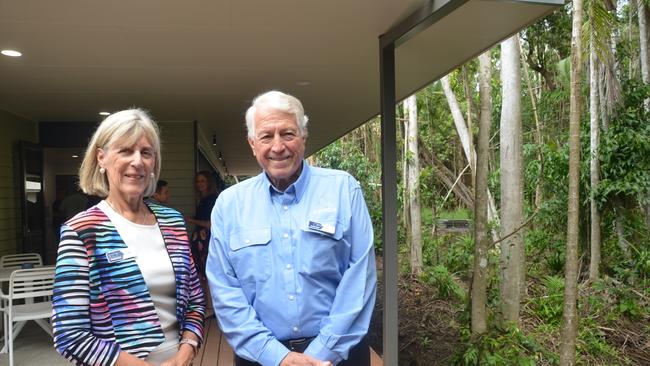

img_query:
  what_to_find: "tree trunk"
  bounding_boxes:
[406,95,423,276]
[520,38,544,210]
[630,0,637,80]
[499,35,525,324]
[639,1,650,227]
[639,1,649,98]
[589,28,602,283]
[462,66,476,191]
[440,76,501,236]
[560,0,584,362]
[471,50,492,335]
[430,155,475,208]
[598,63,609,130]
[402,107,411,248]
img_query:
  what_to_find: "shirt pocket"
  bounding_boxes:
[301,211,344,240]
[228,227,272,285]
[299,214,349,277]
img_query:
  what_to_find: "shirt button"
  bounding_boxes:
[292,326,299,332]
[245,239,250,244]
[283,206,288,210]
[288,295,295,301]
[285,264,292,270]
[283,233,289,238]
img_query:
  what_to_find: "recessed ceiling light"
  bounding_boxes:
[296,81,311,86]
[71,155,79,158]
[1,49,22,57]
[99,111,111,116]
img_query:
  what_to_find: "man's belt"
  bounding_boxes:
[280,336,317,353]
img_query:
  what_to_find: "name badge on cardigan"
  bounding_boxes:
[106,248,136,263]
[308,221,336,235]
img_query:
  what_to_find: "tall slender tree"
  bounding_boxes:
[560,0,584,362]
[471,50,493,335]
[441,76,501,236]
[589,14,602,282]
[406,95,423,275]
[639,0,649,106]
[499,35,525,323]
[520,39,544,210]
[639,0,650,228]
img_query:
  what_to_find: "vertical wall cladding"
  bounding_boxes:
[0,110,38,256]
[157,122,196,219]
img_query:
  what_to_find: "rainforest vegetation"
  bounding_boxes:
[314,1,649,364]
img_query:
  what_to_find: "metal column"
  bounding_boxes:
[377,2,470,364]
[379,42,398,366]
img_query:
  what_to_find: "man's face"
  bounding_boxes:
[248,108,306,190]
[154,185,169,203]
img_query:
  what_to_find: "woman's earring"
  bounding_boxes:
[99,167,105,174]
[150,172,155,178]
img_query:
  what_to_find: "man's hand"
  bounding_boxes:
[279,351,332,366]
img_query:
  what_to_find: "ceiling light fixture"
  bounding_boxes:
[212,134,217,146]
[99,111,110,116]
[296,81,311,86]
[72,155,79,158]
[1,49,22,57]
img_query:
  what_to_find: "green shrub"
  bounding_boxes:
[422,264,466,301]
[453,324,552,366]
[529,276,565,325]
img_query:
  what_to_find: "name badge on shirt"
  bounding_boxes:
[106,248,136,263]
[308,221,336,235]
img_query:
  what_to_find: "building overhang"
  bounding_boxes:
[0,0,563,175]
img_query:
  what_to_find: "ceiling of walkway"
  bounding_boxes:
[0,0,560,175]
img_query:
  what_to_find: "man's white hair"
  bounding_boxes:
[245,90,309,138]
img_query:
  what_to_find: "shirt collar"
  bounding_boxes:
[263,160,310,202]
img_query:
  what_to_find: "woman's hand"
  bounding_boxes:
[160,344,195,366]
[115,351,156,366]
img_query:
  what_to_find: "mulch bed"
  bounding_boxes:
[369,273,462,365]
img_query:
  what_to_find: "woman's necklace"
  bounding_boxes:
[105,199,150,225]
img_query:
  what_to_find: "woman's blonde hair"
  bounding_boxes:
[78,109,162,198]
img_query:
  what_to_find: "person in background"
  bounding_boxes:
[185,171,218,279]
[52,109,205,366]
[51,187,66,235]
[150,179,170,205]
[207,90,377,366]
[59,184,89,221]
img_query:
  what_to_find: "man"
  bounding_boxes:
[150,179,170,204]
[207,90,377,366]
[60,184,89,221]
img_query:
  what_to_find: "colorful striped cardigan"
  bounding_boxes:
[52,202,205,366]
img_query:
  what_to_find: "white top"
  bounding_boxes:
[98,200,179,363]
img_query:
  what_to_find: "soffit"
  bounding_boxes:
[0,0,560,175]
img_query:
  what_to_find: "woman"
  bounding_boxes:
[52,109,205,366]
[185,171,218,279]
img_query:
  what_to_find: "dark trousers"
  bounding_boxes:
[235,337,370,366]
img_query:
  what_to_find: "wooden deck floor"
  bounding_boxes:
[1,281,380,366]
[196,316,234,366]
[0,317,382,366]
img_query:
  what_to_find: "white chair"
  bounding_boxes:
[0,253,43,269]
[0,267,55,366]
[0,253,43,356]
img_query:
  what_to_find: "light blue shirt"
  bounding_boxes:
[207,162,377,366]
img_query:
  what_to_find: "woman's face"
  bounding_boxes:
[97,135,156,202]
[195,174,209,194]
